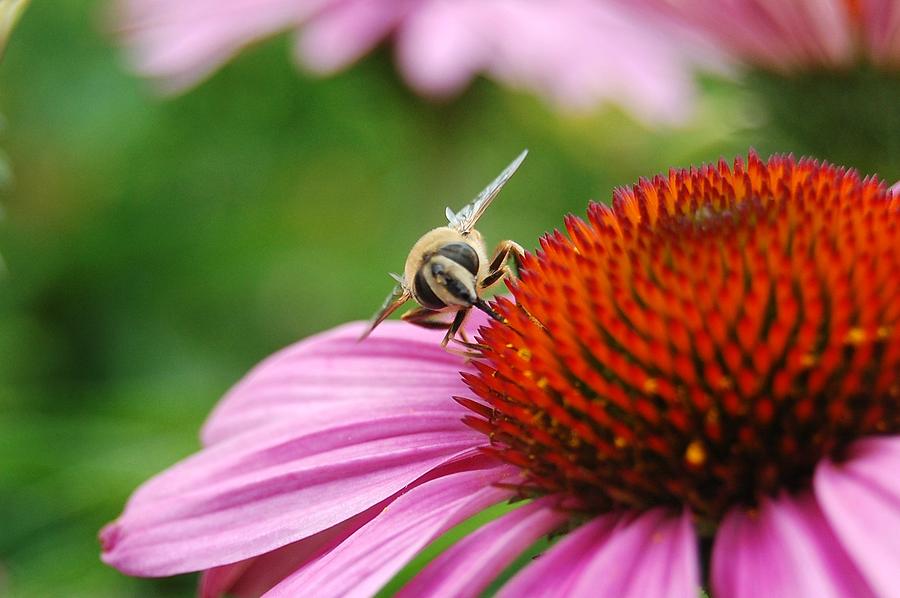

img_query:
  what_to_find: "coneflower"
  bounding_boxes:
[102,152,900,597]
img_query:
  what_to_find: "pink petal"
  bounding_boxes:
[497,512,617,597]
[394,1,488,97]
[740,0,854,67]
[397,497,568,598]
[117,0,330,89]
[625,0,802,67]
[201,559,252,598]
[121,0,394,91]
[199,504,379,598]
[396,0,698,123]
[296,0,412,74]
[202,321,474,445]
[102,321,486,576]
[101,418,482,575]
[815,435,900,597]
[116,0,705,122]
[567,509,698,598]
[711,491,873,598]
[499,509,697,598]
[857,0,900,62]
[795,0,855,66]
[490,1,696,121]
[265,461,519,598]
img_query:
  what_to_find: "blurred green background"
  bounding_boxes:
[4,2,893,597]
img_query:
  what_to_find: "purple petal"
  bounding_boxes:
[102,322,486,576]
[265,461,518,598]
[397,497,568,598]
[202,321,473,445]
[499,509,697,598]
[815,435,900,597]
[711,491,873,597]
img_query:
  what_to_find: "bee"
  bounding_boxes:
[360,150,528,347]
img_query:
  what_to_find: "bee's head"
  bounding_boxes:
[413,242,480,309]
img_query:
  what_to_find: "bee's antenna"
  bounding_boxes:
[474,298,503,323]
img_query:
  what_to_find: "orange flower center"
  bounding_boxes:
[463,152,900,524]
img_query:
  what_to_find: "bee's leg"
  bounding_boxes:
[480,240,526,289]
[450,336,489,352]
[428,310,483,359]
[444,346,483,360]
[401,307,453,330]
[441,309,470,348]
[402,308,479,356]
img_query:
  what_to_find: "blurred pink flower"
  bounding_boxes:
[115,0,704,123]
[102,153,900,597]
[627,0,900,70]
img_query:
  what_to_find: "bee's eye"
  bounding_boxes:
[414,267,446,310]
[436,243,479,276]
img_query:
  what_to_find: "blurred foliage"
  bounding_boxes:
[5,1,878,597]
[750,67,900,182]
[0,0,29,59]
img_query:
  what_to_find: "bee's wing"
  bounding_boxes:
[359,282,411,341]
[448,149,528,234]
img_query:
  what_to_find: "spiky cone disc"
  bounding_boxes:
[464,151,900,525]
